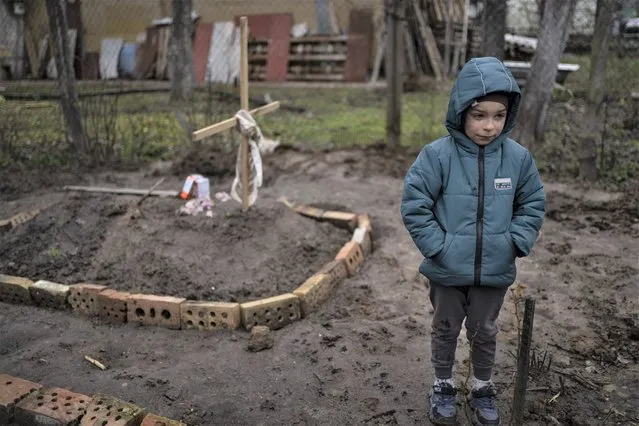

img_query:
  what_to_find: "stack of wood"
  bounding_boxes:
[371,0,481,82]
[247,9,373,83]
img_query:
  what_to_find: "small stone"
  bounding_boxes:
[247,326,274,352]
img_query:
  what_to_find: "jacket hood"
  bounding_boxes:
[445,57,521,153]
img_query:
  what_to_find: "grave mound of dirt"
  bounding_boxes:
[0,194,351,303]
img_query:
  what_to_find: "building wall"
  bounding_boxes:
[75,0,380,52]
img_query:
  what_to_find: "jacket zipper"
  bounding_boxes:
[474,147,485,286]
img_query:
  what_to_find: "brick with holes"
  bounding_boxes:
[180,301,241,331]
[68,283,107,316]
[294,259,348,317]
[30,280,70,310]
[335,241,365,276]
[127,294,185,329]
[96,290,131,324]
[0,373,42,424]
[317,259,349,283]
[321,210,358,230]
[14,387,91,426]
[139,413,186,426]
[240,293,301,331]
[294,274,336,317]
[79,393,145,426]
[0,274,33,305]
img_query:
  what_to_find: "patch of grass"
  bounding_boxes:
[249,87,449,148]
[1,84,452,167]
[562,53,639,95]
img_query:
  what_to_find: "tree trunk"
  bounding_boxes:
[580,0,616,181]
[170,0,194,102]
[45,0,86,155]
[512,0,576,148]
[482,0,507,59]
[386,0,404,148]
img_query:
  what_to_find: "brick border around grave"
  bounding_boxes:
[0,203,373,333]
[0,372,186,425]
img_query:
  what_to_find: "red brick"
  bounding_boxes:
[335,241,365,277]
[0,374,42,424]
[0,274,33,305]
[79,393,145,426]
[139,413,186,426]
[68,284,107,316]
[181,301,241,331]
[127,294,185,329]
[14,387,90,426]
[96,290,131,324]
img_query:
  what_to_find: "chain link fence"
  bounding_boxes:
[0,0,637,184]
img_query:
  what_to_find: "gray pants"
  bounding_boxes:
[429,282,508,381]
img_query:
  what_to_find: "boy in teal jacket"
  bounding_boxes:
[401,57,545,425]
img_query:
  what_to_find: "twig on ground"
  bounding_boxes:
[84,355,107,370]
[137,177,166,206]
[552,368,599,390]
[313,372,324,384]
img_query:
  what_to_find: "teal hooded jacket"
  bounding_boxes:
[401,57,545,288]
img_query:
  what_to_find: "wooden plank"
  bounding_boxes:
[192,101,280,141]
[287,73,344,81]
[64,186,179,197]
[288,54,346,61]
[403,26,418,74]
[24,26,39,78]
[240,17,250,210]
[193,22,214,82]
[327,0,340,33]
[344,9,374,82]
[413,0,444,80]
[156,26,171,79]
[291,35,349,43]
[266,14,293,82]
[140,26,159,79]
[369,21,386,84]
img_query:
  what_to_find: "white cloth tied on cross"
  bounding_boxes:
[230,109,264,207]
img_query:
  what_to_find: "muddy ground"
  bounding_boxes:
[0,145,638,425]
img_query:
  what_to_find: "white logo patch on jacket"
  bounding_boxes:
[494,177,512,190]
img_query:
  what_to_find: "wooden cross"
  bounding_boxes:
[191,16,280,210]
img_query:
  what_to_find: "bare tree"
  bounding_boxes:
[45,0,86,155]
[580,0,617,181]
[513,0,576,148]
[482,0,507,59]
[170,0,194,102]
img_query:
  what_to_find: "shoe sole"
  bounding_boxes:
[472,411,501,426]
[429,413,458,425]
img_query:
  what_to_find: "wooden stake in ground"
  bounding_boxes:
[191,16,281,211]
[511,297,536,425]
[239,17,250,210]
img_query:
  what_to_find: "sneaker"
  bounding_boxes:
[469,385,501,426]
[429,382,458,425]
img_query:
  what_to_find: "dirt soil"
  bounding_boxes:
[0,146,638,426]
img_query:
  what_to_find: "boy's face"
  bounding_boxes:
[464,97,508,146]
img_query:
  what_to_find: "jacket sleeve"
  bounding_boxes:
[510,150,545,257]
[401,146,445,258]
